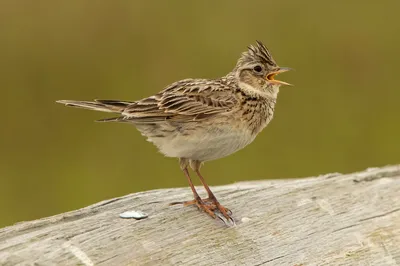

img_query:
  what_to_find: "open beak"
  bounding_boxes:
[266,67,292,86]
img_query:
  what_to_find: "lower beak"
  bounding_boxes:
[266,67,292,86]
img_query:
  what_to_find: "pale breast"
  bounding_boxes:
[241,97,276,136]
[136,118,256,162]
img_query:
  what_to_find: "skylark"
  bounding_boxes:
[57,41,291,224]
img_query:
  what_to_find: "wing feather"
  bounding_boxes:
[121,79,238,123]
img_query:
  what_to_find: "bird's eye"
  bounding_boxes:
[253,65,263,73]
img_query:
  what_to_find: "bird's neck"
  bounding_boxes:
[237,81,279,101]
[223,72,280,100]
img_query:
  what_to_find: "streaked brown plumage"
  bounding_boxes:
[57,41,291,225]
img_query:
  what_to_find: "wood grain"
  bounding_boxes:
[1,165,399,265]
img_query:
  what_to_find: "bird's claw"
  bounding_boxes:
[170,197,234,225]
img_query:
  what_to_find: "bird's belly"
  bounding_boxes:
[150,125,256,161]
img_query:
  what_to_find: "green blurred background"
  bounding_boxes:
[1,1,399,228]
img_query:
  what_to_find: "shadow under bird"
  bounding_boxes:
[57,41,291,225]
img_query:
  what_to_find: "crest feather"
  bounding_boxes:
[238,41,276,67]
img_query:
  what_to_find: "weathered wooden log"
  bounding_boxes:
[1,165,399,265]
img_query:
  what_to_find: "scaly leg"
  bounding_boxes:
[195,169,233,222]
[169,167,217,219]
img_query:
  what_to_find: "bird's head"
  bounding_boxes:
[232,41,291,97]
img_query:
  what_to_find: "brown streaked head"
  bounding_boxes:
[233,41,291,92]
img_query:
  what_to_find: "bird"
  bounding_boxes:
[56,41,291,224]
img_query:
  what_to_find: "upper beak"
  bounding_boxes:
[266,67,293,86]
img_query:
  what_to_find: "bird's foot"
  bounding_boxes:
[170,197,234,225]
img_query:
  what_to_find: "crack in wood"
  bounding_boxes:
[254,255,285,265]
[359,208,400,222]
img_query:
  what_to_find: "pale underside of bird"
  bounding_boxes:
[57,41,291,225]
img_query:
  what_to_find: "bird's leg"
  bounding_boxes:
[169,166,216,219]
[194,169,233,222]
[170,159,233,223]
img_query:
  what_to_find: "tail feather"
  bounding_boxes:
[94,99,132,107]
[96,116,129,122]
[56,100,131,113]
